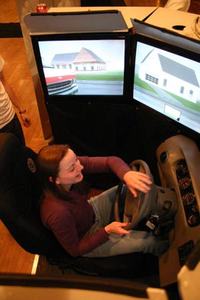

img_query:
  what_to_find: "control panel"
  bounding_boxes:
[156,135,200,287]
[176,159,200,227]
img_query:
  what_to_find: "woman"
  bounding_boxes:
[0,55,31,145]
[37,144,169,258]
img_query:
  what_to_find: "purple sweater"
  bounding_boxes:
[40,156,130,257]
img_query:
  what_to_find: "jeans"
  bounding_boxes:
[84,186,169,258]
[0,114,25,145]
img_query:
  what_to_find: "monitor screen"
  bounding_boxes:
[31,33,130,99]
[133,36,200,134]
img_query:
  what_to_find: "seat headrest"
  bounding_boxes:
[0,133,38,192]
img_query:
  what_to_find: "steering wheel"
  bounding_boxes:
[114,159,155,230]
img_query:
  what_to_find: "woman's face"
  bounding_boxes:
[55,149,84,190]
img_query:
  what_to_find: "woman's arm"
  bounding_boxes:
[48,210,109,257]
[79,156,130,178]
[0,71,31,127]
[79,156,152,196]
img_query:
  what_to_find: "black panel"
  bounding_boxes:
[46,101,145,188]
[135,104,182,184]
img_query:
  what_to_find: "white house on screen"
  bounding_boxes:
[139,49,200,103]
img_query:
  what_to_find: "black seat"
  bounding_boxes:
[0,133,70,260]
[0,133,158,278]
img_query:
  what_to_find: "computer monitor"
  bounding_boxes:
[132,22,200,136]
[31,32,132,101]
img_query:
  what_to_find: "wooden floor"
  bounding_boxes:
[0,0,199,276]
[0,0,48,275]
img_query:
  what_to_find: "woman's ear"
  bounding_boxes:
[55,178,60,185]
[49,176,60,185]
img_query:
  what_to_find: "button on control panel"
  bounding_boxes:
[176,159,200,227]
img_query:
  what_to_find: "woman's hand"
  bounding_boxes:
[105,221,130,235]
[20,112,31,128]
[123,170,152,197]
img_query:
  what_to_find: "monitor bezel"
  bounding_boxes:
[132,32,200,139]
[31,31,133,104]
